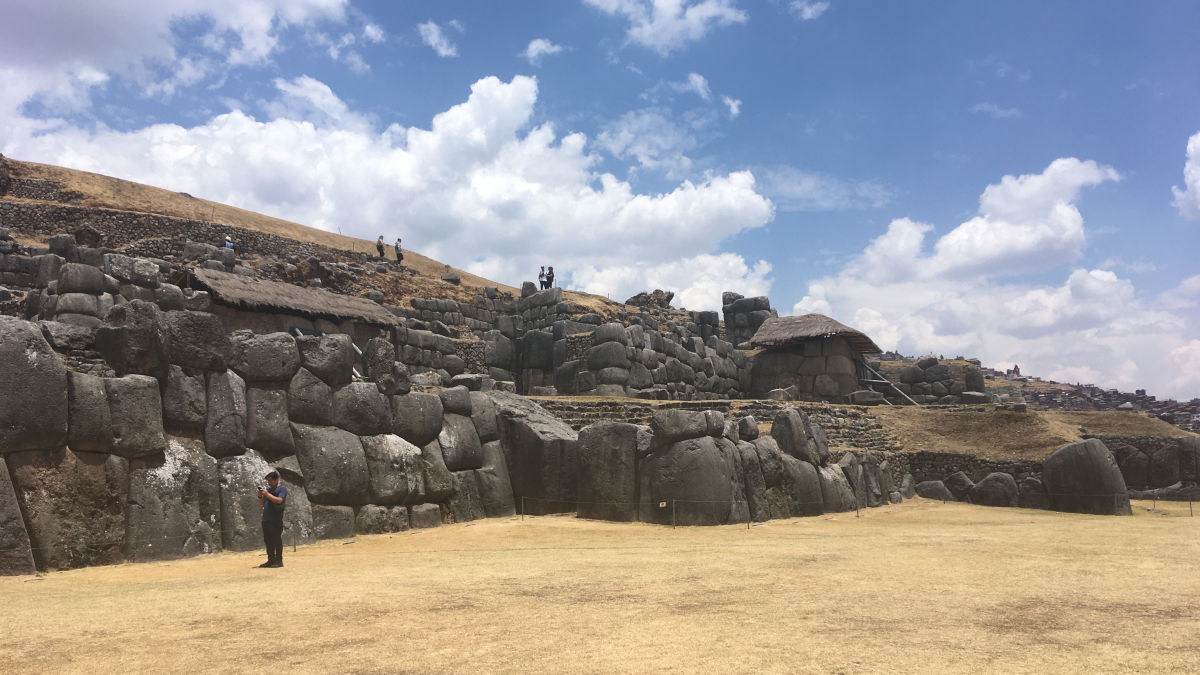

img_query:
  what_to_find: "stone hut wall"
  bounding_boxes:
[749,336,863,401]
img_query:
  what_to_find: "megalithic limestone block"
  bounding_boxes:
[0,316,68,453]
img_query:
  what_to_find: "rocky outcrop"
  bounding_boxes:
[1042,439,1132,516]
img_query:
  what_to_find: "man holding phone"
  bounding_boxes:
[258,471,287,568]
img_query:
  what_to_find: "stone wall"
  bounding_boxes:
[722,292,776,347]
[1098,435,1200,489]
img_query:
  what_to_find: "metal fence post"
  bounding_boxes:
[520,496,525,521]
[672,500,676,529]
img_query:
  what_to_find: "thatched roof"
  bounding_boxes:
[191,268,399,326]
[750,313,882,354]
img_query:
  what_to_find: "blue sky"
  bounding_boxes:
[1,0,1198,399]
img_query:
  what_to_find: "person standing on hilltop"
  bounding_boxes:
[538,266,547,289]
[546,266,555,288]
[394,237,403,262]
[376,235,385,258]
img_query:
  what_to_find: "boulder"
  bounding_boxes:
[363,338,406,395]
[291,424,370,505]
[771,409,821,466]
[438,385,472,416]
[490,391,578,515]
[245,386,294,454]
[0,316,69,452]
[287,368,332,426]
[447,471,484,523]
[469,392,500,443]
[587,341,630,370]
[66,371,113,453]
[438,413,484,471]
[942,471,975,501]
[57,263,106,295]
[1042,439,1132,515]
[331,382,392,436]
[420,439,455,502]
[753,436,786,488]
[737,441,770,522]
[354,504,409,534]
[0,457,36,575]
[96,300,169,379]
[817,465,856,512]
[915,480,955,501]
[106,375,168,458]
[1017,476,1050,510]
[164,310,229,371]
[216,449,272,551]
[296,333,355,387]
[162,365,207,431]
[649,409,708,445]
[7,448,129,570]
[474,440,516,518]
[899,473,916,499]
[361,434,426,505]
[56,292,100,317]
[968,472,1018,507]
[577,422,648,522]
[125,437,221,561]
[640,435,739,526]
[781,454,824,516]
[312,505,356,540]
[205,370,247,458]
[228,331,300,382]
[391,391,444,446]
[737,415,759,441]
[409,503,442,528]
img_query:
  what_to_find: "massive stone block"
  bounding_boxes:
[771,408,827,467]
[915,480,955,501]
[409,503,442,529]
[1042,439,1132,516]
[125,437,221,561]
[8,448,129,570]
[58,262,105,295]
[216,449,272,551]
[439,413,483,471]
[291,424,370,505]
[96,300,169,379]
[817,465,856,513]
[469,391,500,443]
[229,331,301,382]
[106,375,168,458]
[447,471,484,523]
[753,436,786,488]
[287,368,332,426]
[355,504,409,534]
[438,385,472,416]
[245,386,294,455]
[649,409,708,445]
[737,441,770,522]
[67,371,113,453]
[577,422,649,522]
[0,317,69,453]
[205,370,247,458]
[0,457,36,575]
[162,365,207,432]
[312,505,355,540]
[361,434,426,505]
[164,310,229,371]
[969,472,1019,507]
[474,440,516,518]
[490,391,578,515]
[942,471,975,501]
[781,454,823,516]
[639,436,739,526]
[331,382,392,436]
[587,341,629,370]
[391,391,444,447]
[420,439,455,502]
[296,333,355,387]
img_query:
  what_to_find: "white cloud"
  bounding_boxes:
[597,107,698,172]
[971,102,1022,119]
[722,95,741,118]
[521,38,564,66]
[418,20,458,58]
[789,1,830,20]
[785,159,1199,400]
[2,74,773,314]
[759,165,894,212]
[0,0,349,116]
[1171,131,1200,220]
[584,0,747,56]
[363,23,385,43]
[1099,256,1157,275]
[671,72,711,100]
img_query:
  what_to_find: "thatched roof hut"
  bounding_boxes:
[191,268,399,327]
[750,313,881,354]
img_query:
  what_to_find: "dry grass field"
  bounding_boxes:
[3,499,1198,674]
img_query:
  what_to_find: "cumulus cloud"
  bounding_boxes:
[2,74,773,312]
[1171,131,1200,220]
[722,95,741,118]
[418,20,459,58]
[0,0,349,116]
[521,38,563,66]
[597,107,698,172]
[759,165,894,212]
[584,0,747,56]
[971,102,1022,119]
[789,1,830,20]
[786,158,1199,400]
[671,72,711,100]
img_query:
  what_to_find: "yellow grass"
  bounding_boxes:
[3,500,1199,674]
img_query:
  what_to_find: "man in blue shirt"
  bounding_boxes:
[258,471,287,568]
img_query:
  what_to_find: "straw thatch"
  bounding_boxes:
[191,268,399,327]
[750,313,882,354]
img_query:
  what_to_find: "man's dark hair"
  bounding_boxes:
[265,471,279,480]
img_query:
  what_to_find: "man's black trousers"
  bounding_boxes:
[263,521,284,563]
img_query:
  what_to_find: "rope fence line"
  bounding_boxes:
[0,519,306,555]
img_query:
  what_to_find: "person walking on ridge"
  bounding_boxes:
[538,266,547,289]
[376,235,385,258]
[394,237,403,262]
[546,266,555,288]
